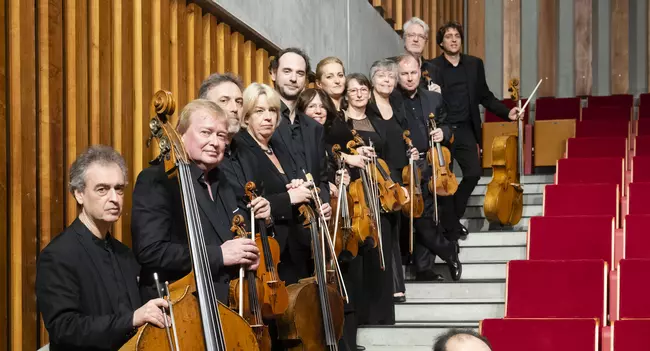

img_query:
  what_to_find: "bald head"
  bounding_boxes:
[433,329,492,351]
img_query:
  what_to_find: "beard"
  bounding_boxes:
[226,116,241,135]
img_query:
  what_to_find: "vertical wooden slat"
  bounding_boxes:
[133,0,153,177]
[76,0,89,157]
[170,0,187,125]
[255,49,269,85]
[405,0,413,22]
[395,0,404,30]
[64,0,76,225]
[186,3,203,100]
[203,13,219,79]
[9,0,38,349]
[243,41,256,86]
[429,0,438,57]
[610,0,629,94]
[503,0,521,97]
[574,0,592,96]
[422,0,430,58]
[152,0,171,93]
[0,0,7,348]
[467,0,484,60]
[383,0,394,22]
[90,0,113,146]
[537,0,558,97]
[230,32,245,77]
[414,0,421,19]
[216,23,231,73]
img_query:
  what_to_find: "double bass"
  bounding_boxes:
[121,90,258,350]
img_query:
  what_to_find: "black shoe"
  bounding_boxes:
[459,223,469,240]
[447,242,462,281]
[393,295,406,303]
[356,346,366,351]
[415,270,445,281]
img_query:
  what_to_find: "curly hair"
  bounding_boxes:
[436,21,464,46]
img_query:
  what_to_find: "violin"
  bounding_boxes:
[121,90,259,350]
[483,78,524,226]
[243,182,290,318]
[277,203,345,350]
[401,130,424,254]
[329,145,359,258]
[426,114,459,196]
[228,215,272,351]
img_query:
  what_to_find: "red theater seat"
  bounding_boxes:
[576,120,630,139]
[535,96,581,121]
[556,157,625,195]
[618,259,650,318]
[566,137,627,167]
[624,215,650,259]
[480,318,599,351]
[588,94,634,108]
[632,156,650,182]
[635,136,650,156]
[528,216,615,267]
[628,182,650,215]
[484,98,529,123]
[581,106,632,121]
[544,184,619,225]
[506,260,607,321]
[639,104,650,119]
[613,319,650,351]
[636,119,650,136]
[640,93,650,106]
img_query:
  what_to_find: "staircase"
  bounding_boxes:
[356,174,553,351]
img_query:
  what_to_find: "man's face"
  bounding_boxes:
[445,335,492,351]
[404,24,428,56]
[398,56,421,92]
[204,82,243,135]
[74,163,125,225]
[181,108,228,171]
[440,27,462,55]
[271,52,307,101]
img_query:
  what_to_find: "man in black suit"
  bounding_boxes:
[269,47,332,214]
[429,21,521,234]
[131,99,268,303]
[36,145,170,351]
[198,72,244,140]
[393,54,462,282]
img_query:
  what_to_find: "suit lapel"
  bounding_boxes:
[112,241,141,309]
[299,117,314,174]
[192,178,229,243]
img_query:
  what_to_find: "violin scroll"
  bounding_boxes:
[508,78,520,102]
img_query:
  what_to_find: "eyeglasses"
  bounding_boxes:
[405,33,427,41]
[347,88,369,95]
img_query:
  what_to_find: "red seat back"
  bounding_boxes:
[556,157,625,195]
[636,119,650,136]
[535,97,581,121]
[543,184,619,223]
[638,104,650,119]
[576,120,630,138]
[506,260,607,321]
[624,215,650,259]
[588,94,634,108]
[639,93,650,106]
[632,156,650,182]
[484,98,528,123]
[618,259,650,318]
[581,106,632,121]
[528,216,615,267]
[628,182,650,215]
[480,318,599,351]
[566,137,627,161]
[613,319,650,351]
[634,136,650,156]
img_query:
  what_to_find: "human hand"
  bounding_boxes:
[133,298,170,328]
[221,238,260,268]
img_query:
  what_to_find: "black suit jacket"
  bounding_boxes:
[35,219,140,351]
[131,162,243,303]
[429,54,511,143]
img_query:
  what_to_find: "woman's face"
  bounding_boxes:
[372,69,396,96]
[304,94,327,125]
[247,94,278,141]
[346,79,370,110]
[317,63,346,98]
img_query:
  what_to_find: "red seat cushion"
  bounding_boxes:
[528,216,615,266]
[618,259,650,318]
[544,184,619,222]
[506,260,607,321]
[484,98,528,123]
[635,136,650,156]
[566,137,627,160]
[576,120,630,138]
[636,119,650,136]
[581,106,632,121]
[588,94,634,108]
[639,93,650,106]
[613,319,650,351]
[535,97,581,121]
[639,104,650,119]
[632,156,650,182]
[624,215,650,259]
[556,157,625,195]
[481,318,599,351]
[628,182,650,215]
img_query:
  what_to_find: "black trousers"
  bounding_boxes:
[449,124,482,219]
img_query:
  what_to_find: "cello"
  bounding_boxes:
[401,130,424,254]
[426,113,459,196]
[120,90,259,350]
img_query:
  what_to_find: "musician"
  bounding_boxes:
[401,17,440,92]
[433,329,493,351]
[36,145,170,351]
[393,53,462,281]
[429,21,521,237]
[197,72,244,139]
[269,47,331,205]
[315,56,347,112]
[131,99,266,304]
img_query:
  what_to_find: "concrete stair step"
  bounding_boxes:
[468,193,543,206]
[358,323,478,349]
[415,262,507,280]
[464,204,542,219]
[462,174,554,185]
[471,183,545,196]
[433,246,525,263]
[395,301,504,322]
[404,280,506,301]
[461,216,530,231]
[460,231,526,247]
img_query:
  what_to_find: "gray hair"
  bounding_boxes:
[198,72,244,99]
[176,99,226,135]
[403,17,429,37]
[69,145,128,194]
[369,59,398,81]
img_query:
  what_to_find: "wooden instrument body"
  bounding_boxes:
[330,192,359,257]
[120,273,260,351]
[368,157,407,212]
[228,277,272,351]
[426,144,459,196]
[483,135,523,226]
[254,233,290,318]
[401,164,424,218]
[348,178,378,247]
[277,277,345,351]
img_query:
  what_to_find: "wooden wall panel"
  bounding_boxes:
[428,0,438,58]
[133,0,153,176]
[153,0,171,93]
[422,0,430,58]
[404,0,413,22]
[395,0,404,30]
[574,0,592,96]
[170,0,187,125]
[90,0,113,146]
[414,0,421,19]
[9,0,38,349]
[187,3,203,100]
[0,1,6,349]
[216,23,231,74]
[231,32,245,77]
[203,13,219,79]
[502,0,521,97]
[610,0,629,94]
[467,0,485,60]
[243,41,256,87]
[537,0,558,97]
[256,48,269,85]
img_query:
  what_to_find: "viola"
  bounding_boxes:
[228,215,272,351]
[329,145,359,258]
[401,130,425,254]
[426,113,459,196]
[120,90,259,351]
[243,182,290,318]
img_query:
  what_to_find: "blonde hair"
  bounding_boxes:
[176,99,226,135]
[241,83,282,129]
[315,56,346,83]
